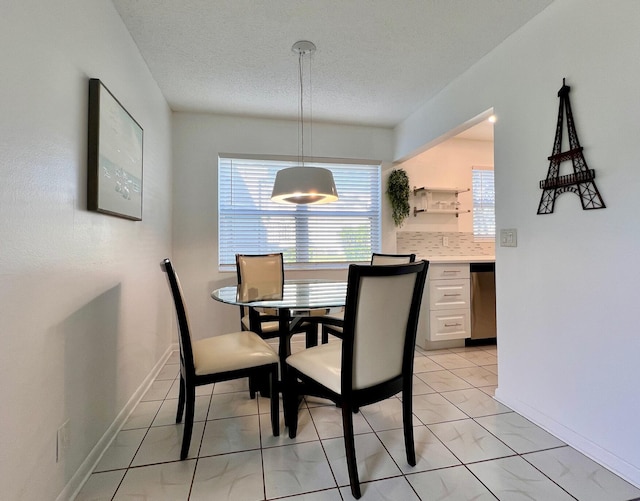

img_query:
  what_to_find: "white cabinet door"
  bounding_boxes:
[429,309,471,341]
[429,279,470,309]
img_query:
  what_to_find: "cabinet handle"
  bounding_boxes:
[443,293,461,297]
[444,323,462,327]
[442,270,461,273]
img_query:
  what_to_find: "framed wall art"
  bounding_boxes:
[87,78,143,220]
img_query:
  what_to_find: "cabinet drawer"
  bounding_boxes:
[429,263,470,280]
[429,279,470,309]
[429,309,470,341]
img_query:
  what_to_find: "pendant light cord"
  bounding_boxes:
[298,50,304,168]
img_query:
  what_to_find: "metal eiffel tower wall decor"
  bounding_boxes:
[537,79,606,214]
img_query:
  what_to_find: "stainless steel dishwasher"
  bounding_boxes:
[469,262,496,344]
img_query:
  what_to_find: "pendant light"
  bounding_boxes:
[271,41,338,204]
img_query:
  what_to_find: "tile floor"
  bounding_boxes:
[76,338,640,500]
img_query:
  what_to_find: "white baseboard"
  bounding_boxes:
[57,343,179,501]
[494,388,640,489]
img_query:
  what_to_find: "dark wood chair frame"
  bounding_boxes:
[284,261,428,499]
[161,258,279,460]
[235,253,318,348]
[320,253,417,343]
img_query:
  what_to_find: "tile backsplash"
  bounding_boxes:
[397,231,495,257]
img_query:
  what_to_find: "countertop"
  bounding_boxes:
[418,255,495,263]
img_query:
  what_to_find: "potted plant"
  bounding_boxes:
[387,168,411,227]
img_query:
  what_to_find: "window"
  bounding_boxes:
[218,155,381,270]
[472,167,495,240]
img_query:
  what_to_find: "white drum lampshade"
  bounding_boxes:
[271,166,338,204]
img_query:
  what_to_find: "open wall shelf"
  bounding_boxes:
[413,187,470,217]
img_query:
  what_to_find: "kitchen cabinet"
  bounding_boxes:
[413,187,470,217]
[417,262,471,349]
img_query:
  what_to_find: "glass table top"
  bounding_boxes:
[211,279,347,314]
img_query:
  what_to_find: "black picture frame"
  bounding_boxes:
[87,78,143,220]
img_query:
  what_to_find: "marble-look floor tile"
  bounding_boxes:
[416,370,473,392]
[283,489,343,500]
[166,378,181,399]
[340,476,420,500]
[377,425,461,473]
[411,374,437,396]
[359,397,420,431]
[156,363,179,381]
[94,428,147,472]
[113,459,196,500]
[407,465,496,500]
[323,433,402,487]
[451,366,498,387]
[478,385,497,397]
[199,414,261,456]
[426,352,477,369]
[441,388,511,417]
[484,364,499,375]
[207,390,259,419]
[141,379,173,402]
[121,400,162,430]
[524,446,640,501]
[263,441,336,498]
[456,350,497,365]
[309,402,372,438]
[151,395,210,427]
[475,412,565,454]
[411,393,469,424]
[469,455,576,500]
[189,450,264,501]
[131,422,205,465]
[165,378,213,400]
[75,470,126,501]
[413,355,444,373]
[260,408,319,447]
[213,377,250,394]
[166,351,180,364]
[428,418,515,463]
[195,382,214,396]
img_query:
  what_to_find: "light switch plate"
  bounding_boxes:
[500,228,517,247]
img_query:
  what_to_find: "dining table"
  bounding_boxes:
[211,279,348,375]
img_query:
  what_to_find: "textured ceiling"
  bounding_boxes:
[112,0,553,128]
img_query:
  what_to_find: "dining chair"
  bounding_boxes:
[236,253,318,348]
[284,260,428,499]
[320,253,417,343]
[160,258,280,460]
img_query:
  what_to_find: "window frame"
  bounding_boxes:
[472,166,495,241]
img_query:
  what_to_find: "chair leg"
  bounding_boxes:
[402,384,416,466]
[342,402,362,499]
[175,375,186,423]
[305,323,318,348]
[321,325,329,344]
[284,370,299,438]
[269,364,279,437]
[249,375,257,399]
[180,385,195,460]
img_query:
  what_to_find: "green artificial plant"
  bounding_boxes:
[387,168,411,227]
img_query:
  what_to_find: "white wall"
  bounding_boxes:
[172,113,394,338]
[0,1,174,499]
[398,138,494,233]
[395,0,640,486]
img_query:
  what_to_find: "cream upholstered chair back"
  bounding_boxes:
[370,252,416,265]
[235,253,284,301]
[342,261,427,390]
[235,253,284,319]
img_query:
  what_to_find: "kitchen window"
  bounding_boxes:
[218,155,381,270]
[472,167,495,240]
